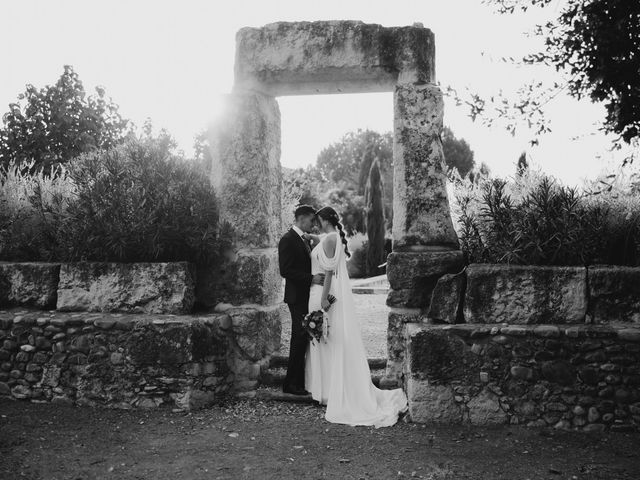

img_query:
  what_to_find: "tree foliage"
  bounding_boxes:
[442,126,475,177]
[447,0,640,161]
[316,129,393,194]
[0,65,130,175]
[315,129,394,232]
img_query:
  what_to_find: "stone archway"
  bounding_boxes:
[210,20,463,392]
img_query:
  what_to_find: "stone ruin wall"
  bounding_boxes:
[404,263,640,430]
[0,262,280,409]
[3,20,640,430]
[216,19,466,392]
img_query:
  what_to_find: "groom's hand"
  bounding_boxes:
[312,274,325,285]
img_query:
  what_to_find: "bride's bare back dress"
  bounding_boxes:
[305,232,408,427]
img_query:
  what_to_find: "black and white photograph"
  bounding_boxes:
[1,0,639,478]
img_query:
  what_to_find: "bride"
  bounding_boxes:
[304,206,408,428]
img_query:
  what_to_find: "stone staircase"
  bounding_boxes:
[254,354,390,402]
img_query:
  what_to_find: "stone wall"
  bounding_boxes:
[427,263,640,325]
[0,262,197,314]
[402,263,640,431]
[0,308,280,410]
[405,323,640,432]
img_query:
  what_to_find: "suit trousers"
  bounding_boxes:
[283,302,309,389]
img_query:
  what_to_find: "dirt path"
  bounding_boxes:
[1,398,639,480]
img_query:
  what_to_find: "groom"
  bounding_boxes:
[278,205,324,395]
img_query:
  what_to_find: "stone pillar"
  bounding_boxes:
[382,83,463,388]
[392,83,458,250]
[207,91,283,394]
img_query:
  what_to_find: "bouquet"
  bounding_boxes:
[302,294,336,343]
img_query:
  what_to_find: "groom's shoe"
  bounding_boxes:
[282,385,309,396]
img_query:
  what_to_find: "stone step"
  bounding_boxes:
[269,354,386,370]
[260,366,389,389]
[352,287,389,295]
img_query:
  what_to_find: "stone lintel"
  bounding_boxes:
[234,21,435,96]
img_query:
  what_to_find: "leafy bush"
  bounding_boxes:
[0,137,221,265]
[451,167,640,266]
[0,160,73,261]
[61,139,219,263]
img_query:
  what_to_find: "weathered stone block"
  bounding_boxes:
[56,262,195,314]
[224,307,281,362]
[588,266,640,324]
[426,268,466,323]
[126,322,227,366]
[199,249,281,308]
[392,84,459,250]
[405,323,481,383]
[406,379,462,424]
[0,262,60,309]
[386,251,463,309]
[384,309,421,385]
[209,92,281,249]
[467,389,508,425]
[464,264,587,324]
[235,21,434,96]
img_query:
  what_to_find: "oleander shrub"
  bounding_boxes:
[61,138,219,263]
[0,160,73,261]
[0,137,222,265]
[451,168,640,266]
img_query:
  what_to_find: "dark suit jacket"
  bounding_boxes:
[278,228,312,305]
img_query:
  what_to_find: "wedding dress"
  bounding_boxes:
[305,232,408,428]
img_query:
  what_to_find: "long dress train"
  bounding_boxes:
[305,232,408,428]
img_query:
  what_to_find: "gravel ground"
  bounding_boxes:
[278,293,388,359]
[2,398,639,480]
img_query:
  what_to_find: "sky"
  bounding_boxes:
[0,0,629,186]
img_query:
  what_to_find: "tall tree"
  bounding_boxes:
[442,126,475,177]
[365,158,386,276]
[315,129,393,231]
[0,65,129,174]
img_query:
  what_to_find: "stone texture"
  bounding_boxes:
[200,249,281,308]
[405,323,481,383]
[402,322,640,430]
[209,92,281,249]
[467,389,508,425]
[383,309,421,387]
[588,266,640,324]
[234,21,434,96]
[392,83,459,250]
[0,262,60,309]
[0,310,280,410]
[426,268,466,323]
[223,307,281,362]
[386,251,464,309]
[56,262,195,314]
[406,379,462,424]
[464,264,587,324]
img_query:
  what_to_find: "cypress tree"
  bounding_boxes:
[365,158,386,277]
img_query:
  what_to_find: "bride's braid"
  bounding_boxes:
[315,206,351,258]
[336,221,351,258]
